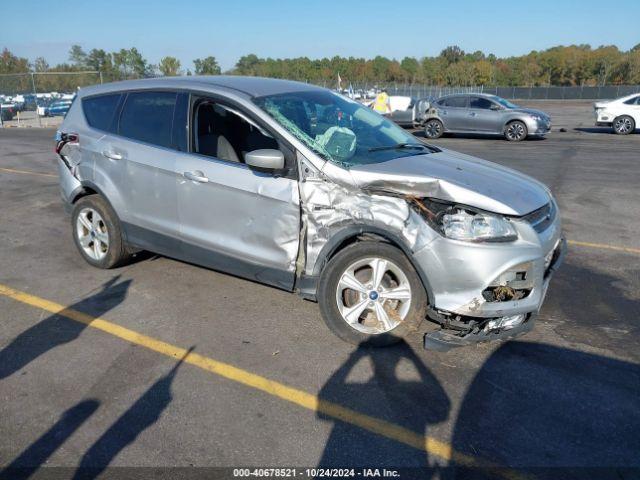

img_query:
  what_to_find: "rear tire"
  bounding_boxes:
[71,195,130,269]
[613,115,635,135]
[504,120,528,141]
[318,242,428,347]
[424,119,444,139]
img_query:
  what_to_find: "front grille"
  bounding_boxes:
[522,202,555,233]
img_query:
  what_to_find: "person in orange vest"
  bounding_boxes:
[372,89,391,115]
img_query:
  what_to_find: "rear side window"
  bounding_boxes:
[118,91,177,148]
[440,96,468,108]
[82,93,122,133]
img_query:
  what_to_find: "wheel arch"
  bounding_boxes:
[310,225,434,303]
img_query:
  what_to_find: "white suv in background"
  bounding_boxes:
[594,93,640,134]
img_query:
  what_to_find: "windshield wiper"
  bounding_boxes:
[368,142,440,153]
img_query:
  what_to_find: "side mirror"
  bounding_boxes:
[490,104,502,111]
[245,149,284,171]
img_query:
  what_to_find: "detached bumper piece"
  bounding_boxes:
[423,309,533,352]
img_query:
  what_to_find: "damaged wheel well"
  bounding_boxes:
[312,227,433,303]
[71,186,98,204]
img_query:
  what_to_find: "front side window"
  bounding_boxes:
[623,95,640,105]
[469,97,494,110]
[192,99,279,164]
[254,90,427,167]
[82,93,122,133]
[118,91,177,148]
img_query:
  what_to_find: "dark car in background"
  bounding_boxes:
[0,102,16,121]
[421,93,551,141]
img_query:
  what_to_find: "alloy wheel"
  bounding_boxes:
[614,117,633,134]
[506,122,526,141]
[335,257,412,335]
[76,207,109,261]
[425,120,442,138]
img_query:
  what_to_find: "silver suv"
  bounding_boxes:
[422,93,552,141]
[56,77,564,350]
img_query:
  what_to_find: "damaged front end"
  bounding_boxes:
[423,308,534,351]
[299,152,565,351]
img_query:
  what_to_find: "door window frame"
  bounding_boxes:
[439,96,469,109]
[186,91,298,180]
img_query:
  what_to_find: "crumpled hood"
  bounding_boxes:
[348,149,551,216]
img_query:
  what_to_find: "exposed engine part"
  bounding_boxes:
[482,285,530,302]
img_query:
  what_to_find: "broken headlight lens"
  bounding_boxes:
[412,199,518,242]
[441,209,517,242]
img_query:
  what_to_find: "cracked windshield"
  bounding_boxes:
[254,90,430,167]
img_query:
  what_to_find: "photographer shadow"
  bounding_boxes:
[317,340,450,475]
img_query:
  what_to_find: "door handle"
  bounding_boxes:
[184,170,209,183]
[102,150,123,161]
[469,112,477,117]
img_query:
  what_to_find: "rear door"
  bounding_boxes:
[437,96,469,131]
[81,92,129,218]
[465,96,503,132]
[105,90,183,253]
[175,95,300,290]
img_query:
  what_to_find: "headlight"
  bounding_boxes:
[530,114,543,122]
[411,199,518,242]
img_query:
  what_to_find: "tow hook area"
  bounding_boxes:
[423,308,532,351]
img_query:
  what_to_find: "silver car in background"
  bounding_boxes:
[421,93,552,141]
[56,76,564,350]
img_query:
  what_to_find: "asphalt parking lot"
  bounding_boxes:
[1,101,639,479]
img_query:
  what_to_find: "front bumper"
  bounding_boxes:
[526,118,552,136]
[416,210,565,350]
[424,238,565,350]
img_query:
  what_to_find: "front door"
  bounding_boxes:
[175,98,301,290]
[464,96,503,132]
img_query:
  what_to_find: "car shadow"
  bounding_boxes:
[0,276,132,380]
[446,341,640,480]
[544,260,640,357]
[317,340,450,476]
[574,127,615,134]
[413,131,546,142]
[446,253,640,479]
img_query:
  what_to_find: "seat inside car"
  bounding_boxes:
[195,102,240,163]
[194,101,279,163]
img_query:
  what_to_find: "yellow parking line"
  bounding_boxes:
[567,240,640,255]
[0,282,525,480]
[0,167,57,178]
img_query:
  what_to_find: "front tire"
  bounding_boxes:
[71,195,130,269]
[424,118,444,139]
[613,115,635,135]
[318,242,428,346]
[504,120,527,141]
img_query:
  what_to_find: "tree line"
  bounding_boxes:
[1,43,639,93]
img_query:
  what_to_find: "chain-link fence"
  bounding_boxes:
[332,82,640,100]
[0,71,102,96]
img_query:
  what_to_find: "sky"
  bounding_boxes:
[2,0,639,71]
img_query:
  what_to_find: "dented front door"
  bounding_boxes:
[175,153,301,290]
